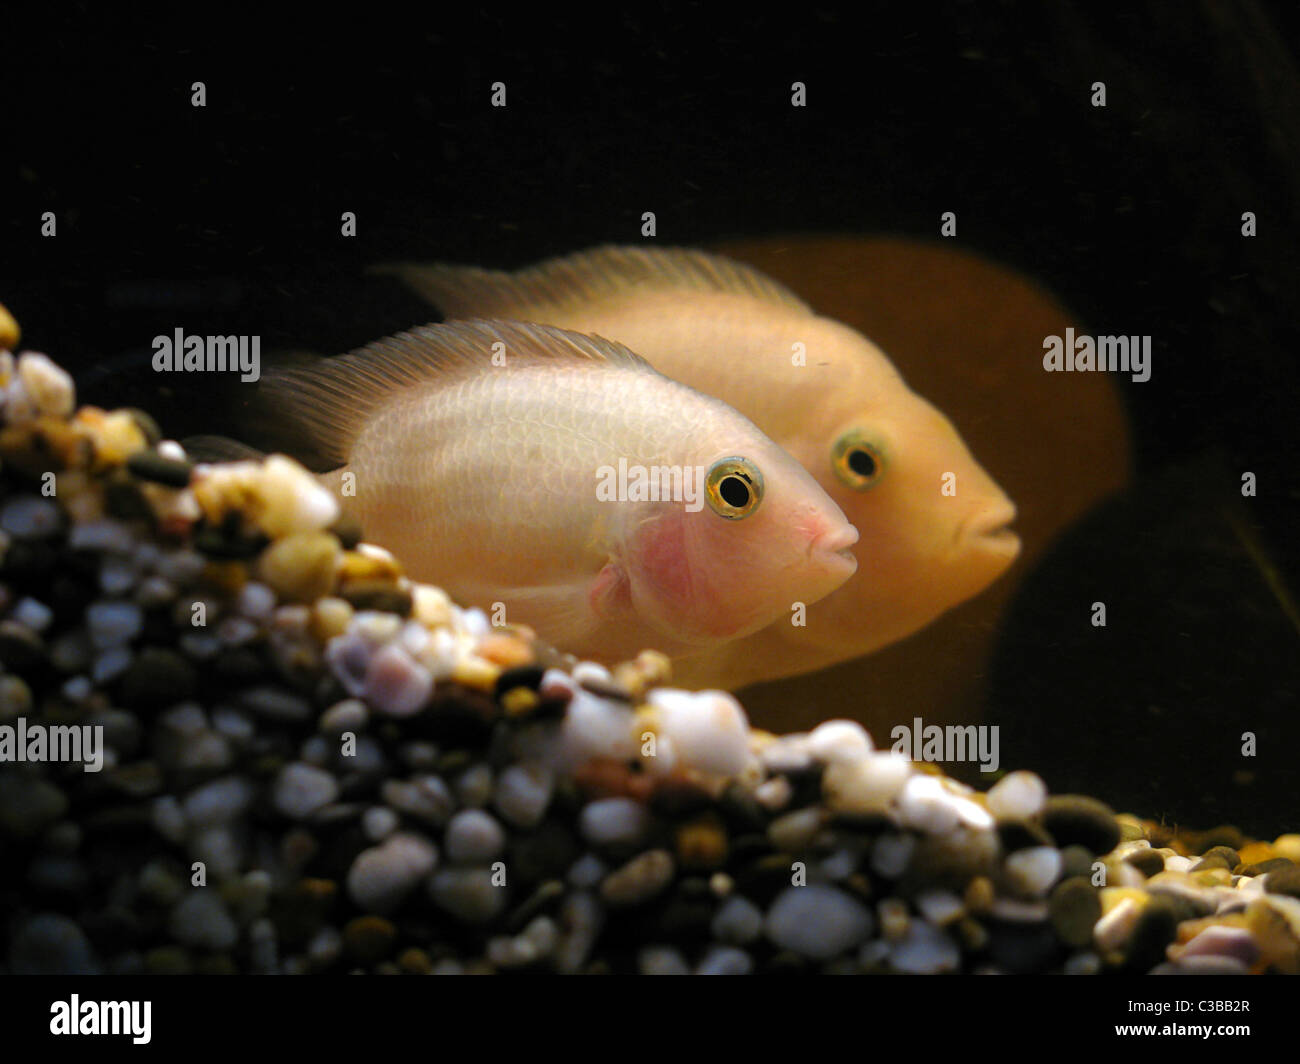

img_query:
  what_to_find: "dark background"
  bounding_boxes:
[2,2,1298,832]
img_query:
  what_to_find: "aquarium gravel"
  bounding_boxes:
[1,346,1298,976]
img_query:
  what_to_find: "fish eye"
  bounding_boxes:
[705,457,764,520]
[832,430,886,490]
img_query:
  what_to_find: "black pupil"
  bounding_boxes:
[848,448,876,477]
[719,475,751,508]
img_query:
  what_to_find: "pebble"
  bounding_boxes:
[429,867,508,924]
[579,798,650,847]
[256,454,340,537]
[1005,846,1063,897]
[446,809,508,863]
[696,945,754,975]
[454,763,494,808]
[319,698,368,736]
[86,600,143,649]
[567,854,607,889]
[711,894,764,945]
[256,530,341,603]
[986,770,1048,820]
[559,689,637,766]
[601,849,675,907]
[17,351,75,413]
[645,688,750,777]
[364,642,433,717]
[382,776,455,827]
[0,496,60,538]
[361,805,399,842]
[1049,877,1103,947]
[915,889,966,927]
[9,913,101,975]
[347,833,439,914]
[877,897,911,941]
[1171,924,1260,967]
[170,891,239,951]
[767,806,825,852]
[272,762,340,819]
[890,920,961,973]
[638,946,690,975]
[494,763,554,828]
[822,751,912,815]
[765,885,873,960]
[807,719,873,764]
[0,776,68,838]
[1093,896,1142,953]
[1042,795,1121,854]
[182,777,253,827]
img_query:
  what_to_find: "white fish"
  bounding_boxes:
[254,320,859,664]
[384,247,1020,688]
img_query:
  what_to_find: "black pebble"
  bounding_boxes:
[126,450,194,488]
[1124,849,1166,877]
[1041,795,1121,854]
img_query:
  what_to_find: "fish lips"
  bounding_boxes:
[959,503,1021,558]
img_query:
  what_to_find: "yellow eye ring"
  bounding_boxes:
[705,456,764,519]
[832,431,885,490]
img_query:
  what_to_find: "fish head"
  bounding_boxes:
[620,439,859,649]
[796,350,1020,649]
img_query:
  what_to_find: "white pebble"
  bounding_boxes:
[711,895,764,945]
[17,352,75,417]
[870,833,916,878]
[822,751,912,814]
[347,833,439,914]
[753,776,793,811]
[1093,897,1140,952]
[890,921,960,974]
[808,719,873,764]
[170,892,239,951]
[1005,846,1063,897]
[560,689,636,767]
[493,763,554,828]
[696,945,753,975]
[182,777,253,827]
[765,885,873,960]
[445,809,507,863]
[362,806,399,842]
[986,770,1048,820]
[256,454,339,537]
[86,600,143,650]
[12,597,53,633]
[69,518,136,553]
[1,497,60,538]
[646,688,750,777]
[272,762,340,819]
[364,643,433,718]
[236,581,277,620]
[915,889,965,926]
[579,798,650,847]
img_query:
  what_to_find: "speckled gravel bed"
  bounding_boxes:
[0,344,1298,975]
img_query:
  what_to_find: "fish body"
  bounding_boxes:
[385,248,1020,688]
[259,320,858,664]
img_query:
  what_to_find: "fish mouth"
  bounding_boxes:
[961,503,1021,556]
[811,524,861,569]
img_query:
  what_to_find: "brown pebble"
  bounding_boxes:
[343,915,397,964]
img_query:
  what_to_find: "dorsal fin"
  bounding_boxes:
[254,319,659,468]
[182,434,266,464]
[374,245,814,320]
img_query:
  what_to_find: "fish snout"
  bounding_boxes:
[959,500,1021,558]
[808,521,861,580]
